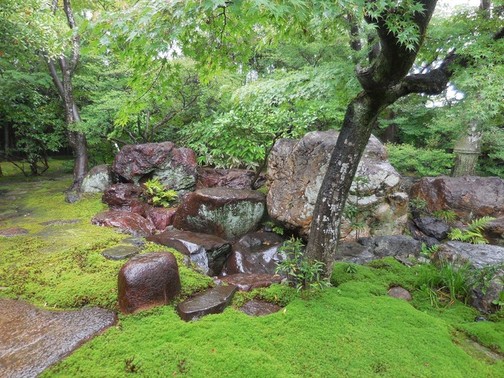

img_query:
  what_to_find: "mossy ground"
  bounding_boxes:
[1,162,503,377]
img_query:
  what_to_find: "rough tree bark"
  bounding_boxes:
[305,0,456,273]
[46,0,88,194]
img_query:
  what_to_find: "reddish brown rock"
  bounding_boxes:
[173,188,266,240]
[92,210,155,237]
[410,176,504,222]
[196,167,265,190]
[388,286,412,301]
[145,206,177,231]
[216,273,282,291]
[0,299,116,378]
[176,285,237,321]
[240,300,282,316]
[222,232,284,275]
[102,184,146,215]
[112,142,197,192]
[118,252,181,314]
[147,229,231,276]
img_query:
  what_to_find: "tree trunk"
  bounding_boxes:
[305,0,453,274]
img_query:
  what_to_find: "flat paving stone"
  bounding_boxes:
[0,299,116,378]
[177,285,237,321]
[0,227,29,237]
[240,300,282,317]
[102,245,140,260]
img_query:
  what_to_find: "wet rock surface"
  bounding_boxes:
[112,142,197,192]
[102,245,140,260]
[146,206,177,231]
[338,236,422,264]
[0,227,29,237]
[267,131,408,238]
[196,167,265,190]
[147,229,231,276]
[216,273,283,291]
[0,299,116,378]
[118,252,181,314]
[177,285,237,321]
[240,300,282,316]
[410,176,504,221]
[102,184,145,213]
[173,187,266,240]
[222,232,284,275]
[92,210,155,237]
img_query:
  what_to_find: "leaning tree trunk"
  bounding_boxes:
[47,0,88,193]
[305,0,456,274]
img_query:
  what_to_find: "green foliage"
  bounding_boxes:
[386,143,454,177]
[142,178,178,208]
[420,243,440,259]
[417,262,473,304]
[275,237,330,291]
[409,197,428,212]
[448,216,496,245]
[432,209,458,223]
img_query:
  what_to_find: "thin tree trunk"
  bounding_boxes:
[452,120,481,176]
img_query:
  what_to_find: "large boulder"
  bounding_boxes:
[222,232,284,275]
[173,188,266,240]
[118,252,181,314]
[410,176,504,222]
[81,164,113,193]
[267,131,408,239]
[112,142,197,192]
[92,210,155,237]
[147,229,232,276]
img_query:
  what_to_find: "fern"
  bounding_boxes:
[448,216,495,244]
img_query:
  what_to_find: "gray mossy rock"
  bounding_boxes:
[81,164,113,193]
[0,299,116,378]
[410,176,504,222]
[92,210,155,237]
[267,131,408,239]
[147,229,232,276]
[173,188,266,240]
[222,232,285,275]
[388,286,412,301]
[177,285,237,321]
[338,235,422,265]
[112,142,197,193]
[118,252,181,314]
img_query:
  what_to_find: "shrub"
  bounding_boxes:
[386,143,453,177]
[142,178,178,207]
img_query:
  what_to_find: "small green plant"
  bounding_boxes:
[448,216,495,245]
[263,221,284,236]
[409,197,428,212]
[417,262,472,304]
[432,209,458,223]
[420,243,440,259]
[143,178,178,207]
[275,237,331,291]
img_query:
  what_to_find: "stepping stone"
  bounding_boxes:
[216,273,282,291]
[0,299,116,378]
[177,285,237,321]
[40,219,80,226]
[101,245,140,260]
[0,227,29,237]
[240,300,282,317]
